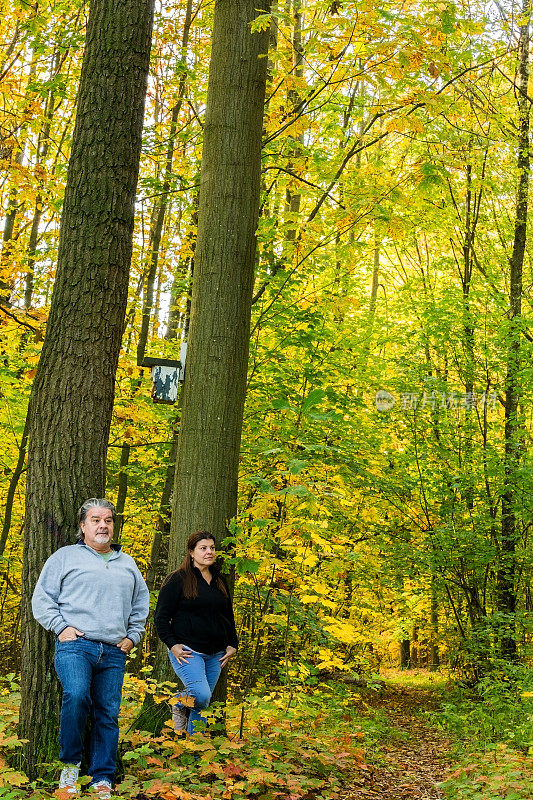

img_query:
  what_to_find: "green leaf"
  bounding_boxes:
[441,9,456,34]
[288,459,308,475]
[235,557,260,575]
[302,388,327,414]
[271,397,293,411]
[250,13,272,33]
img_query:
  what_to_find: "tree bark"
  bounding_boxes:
[24,48,66,309]
[0,56,37,307]
[166,193,197,341]
[284,0,304,243]
[19,0,154,777]
[497,0,530,662]
[400,639,411,669]
[0,402,30,559]
[430,586,440,671]
[168,0,271,560]
[165,0,270,721]
[115,442,131,542]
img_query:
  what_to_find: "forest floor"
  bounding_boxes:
[5,669,533,799]
[346,675,451,800]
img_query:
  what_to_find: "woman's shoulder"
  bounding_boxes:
[161,569,185,588]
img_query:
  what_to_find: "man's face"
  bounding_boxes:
[81,507,114,552]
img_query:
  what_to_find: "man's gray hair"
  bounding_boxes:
[76,498,116,540]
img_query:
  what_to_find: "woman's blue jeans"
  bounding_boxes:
[54,637,127,785]
[168,648,224,734]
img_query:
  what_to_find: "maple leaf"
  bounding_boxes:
[223,763,245,778]
[170,693,195,708]
[54,790,75,800]
[144,779,169,795]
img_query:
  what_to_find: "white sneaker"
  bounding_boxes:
[91,780,113,799]
[172,702,190,732]
[59,763,81,794]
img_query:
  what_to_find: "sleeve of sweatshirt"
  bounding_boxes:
[154,572,182,650]
[31,551,68,636]
[126,563,150,645]
[221,576,239,650]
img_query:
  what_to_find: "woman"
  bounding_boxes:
[154,531,238,734]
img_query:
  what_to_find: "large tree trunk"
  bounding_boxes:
[168,0,271,559]
[162,0,270,724]
[19,0,154,777]
[497,0,530,661]
[158,0,270,719]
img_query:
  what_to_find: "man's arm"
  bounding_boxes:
[31,551,69,635]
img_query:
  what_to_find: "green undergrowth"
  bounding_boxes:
[10,666,533,800]
[0,674,393,799]
[440,748,533,800]
[429,666,533,800]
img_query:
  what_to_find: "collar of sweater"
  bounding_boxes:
[77,540,122,554]
[191,564,222,580]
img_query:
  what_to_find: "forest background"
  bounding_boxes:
[1,0,533,797]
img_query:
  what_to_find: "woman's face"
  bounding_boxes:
[190,538,216,570]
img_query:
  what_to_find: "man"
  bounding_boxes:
[32,498,149,799]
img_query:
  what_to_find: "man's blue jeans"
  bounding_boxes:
[54,637,127,785]
[168,648,224,734]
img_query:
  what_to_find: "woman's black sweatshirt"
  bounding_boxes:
[154,566,238,655]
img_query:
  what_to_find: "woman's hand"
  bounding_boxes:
[171,644,193,664]
[219,646,237,668]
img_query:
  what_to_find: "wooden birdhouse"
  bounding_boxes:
[141,343,187,404]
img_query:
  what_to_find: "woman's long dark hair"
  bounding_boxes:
[163,531,228,599]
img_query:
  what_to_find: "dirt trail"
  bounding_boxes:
[349,685,451,800]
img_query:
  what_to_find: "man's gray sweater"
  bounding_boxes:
[32,542,150,645]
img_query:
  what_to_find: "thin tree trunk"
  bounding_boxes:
[0,56,37,306]
[497,0,530,661]
[24,49,64,309]
[459,161,478,513]
[1,150,24,307]
[284,0,304,243]
[400,639,411,669]
[130,414,180,715]
[430,584,439,671]
[115,442,131,541]
[0,402,30,559]
[137,0,194,364]
[19,0,154,776]
[166,193,198,340]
